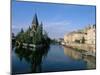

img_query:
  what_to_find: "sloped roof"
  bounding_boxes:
[32,13,39,26]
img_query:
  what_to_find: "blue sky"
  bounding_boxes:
[12,0,96,39]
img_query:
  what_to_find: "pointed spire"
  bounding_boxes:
[32,13,39,26]
[31,13,39,31]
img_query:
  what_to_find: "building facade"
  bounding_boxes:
[85,25,96,44]
[64,31,86,43]
[64,24,96,45]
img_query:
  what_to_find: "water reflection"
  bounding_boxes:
[63,47,83,60]
[12,45,96,74]
[63,47,96,69]
[13,45,50,73]
[83,55,96,69]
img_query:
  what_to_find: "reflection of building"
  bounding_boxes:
[64,24,96,45]
[63,46,96,69]
[63,47,82,60]
[83,56,96,69]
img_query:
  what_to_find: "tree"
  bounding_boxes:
[15,14,51,46]
[42,30,50,45]
[36,24,43,44]
[21,28,24,33]
[16,28,25,44]
[81,37,85,43]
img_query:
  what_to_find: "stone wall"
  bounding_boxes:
[64,43,96,56]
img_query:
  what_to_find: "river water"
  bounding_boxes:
[12,44,96,74]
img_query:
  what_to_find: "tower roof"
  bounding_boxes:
[32,13,39,26]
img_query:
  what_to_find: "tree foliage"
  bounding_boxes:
[15,14,50,46]
[16,24,50,45]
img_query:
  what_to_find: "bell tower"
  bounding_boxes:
[32,13,39,32]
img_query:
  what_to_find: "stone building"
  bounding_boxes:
[64,24,96,45]
[85,25,96,44]
[64,31,86,43]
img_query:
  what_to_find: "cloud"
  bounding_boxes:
[44,20,70,28]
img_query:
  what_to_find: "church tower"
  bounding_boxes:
[31,13,39,32]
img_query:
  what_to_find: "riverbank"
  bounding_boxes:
[12,44,96,74]
[62,43,96,57]
[15,42,49,49]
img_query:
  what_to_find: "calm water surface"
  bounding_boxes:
[12,44,96,74]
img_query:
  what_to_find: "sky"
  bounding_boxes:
[12,0,96,39]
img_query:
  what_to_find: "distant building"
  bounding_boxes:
[57,38,64,42]
[64,31,86,43]
[64,24,96,45]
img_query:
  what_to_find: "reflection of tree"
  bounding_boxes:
[15,46,50,73]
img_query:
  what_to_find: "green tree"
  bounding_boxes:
[81,37,85,43]
[16,28,24,43]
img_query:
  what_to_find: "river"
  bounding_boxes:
[12,44,96,74]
